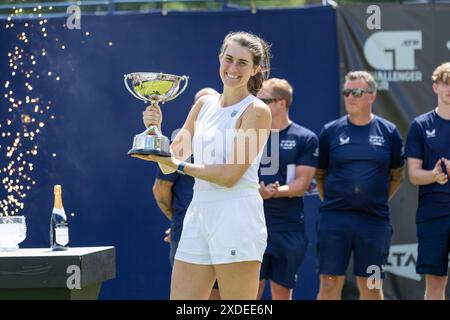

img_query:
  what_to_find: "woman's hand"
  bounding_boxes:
[143,103,162,129]
[131,153,177,166]
[131,153,179,172]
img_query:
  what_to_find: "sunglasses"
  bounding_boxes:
[260,98,280,104]
[342,88,374,97]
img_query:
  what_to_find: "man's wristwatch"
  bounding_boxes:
[177,161,187,175]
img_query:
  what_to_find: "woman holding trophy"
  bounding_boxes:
[133,31,272,300]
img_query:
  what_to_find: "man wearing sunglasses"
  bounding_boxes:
[256,78,318,300]
[315,71,404,300]
[405,62,450,300]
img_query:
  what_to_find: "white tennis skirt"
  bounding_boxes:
[175,186,267,265]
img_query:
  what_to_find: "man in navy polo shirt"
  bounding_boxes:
[315,71,404,300]
[152,87,220,299]
[256,78,318,300]
[405,62,450,300]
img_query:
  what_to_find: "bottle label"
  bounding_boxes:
[53,208,67,220]
[55,227,69,246]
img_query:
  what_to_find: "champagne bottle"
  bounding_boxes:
[50,185,69,251]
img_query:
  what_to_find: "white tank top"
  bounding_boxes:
[192,94,265,191]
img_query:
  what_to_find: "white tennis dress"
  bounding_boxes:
[175,94,268,265]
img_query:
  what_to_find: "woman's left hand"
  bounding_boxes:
[131,154,178,168]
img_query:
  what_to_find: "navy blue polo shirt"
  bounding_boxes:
[404,110,450,223]
[318,115,404,220]
[259,122,319,231]
[155,164,194,242]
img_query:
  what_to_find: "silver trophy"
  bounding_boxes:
[124,72,189,156]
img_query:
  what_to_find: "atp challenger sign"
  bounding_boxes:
[364,31,422,90]
[337,4,450,299]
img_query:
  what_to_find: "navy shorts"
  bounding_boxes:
[170,240,219,289]
[317,213,392,278]
[260,230,308,289]
[416,215,450,276]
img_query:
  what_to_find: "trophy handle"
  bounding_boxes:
[124,74,148,102]
[164,75,189,103]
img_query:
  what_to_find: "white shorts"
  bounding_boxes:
[175,187,267,265]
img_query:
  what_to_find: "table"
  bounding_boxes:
[0,246,115,300]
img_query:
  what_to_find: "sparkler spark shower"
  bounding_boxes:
[0,5,56,216]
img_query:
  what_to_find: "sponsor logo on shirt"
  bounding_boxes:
[339,136,350,145]
[230,110,238,117]
[369,135,385,146]
[280,140,296,149]
[425,129,436,138]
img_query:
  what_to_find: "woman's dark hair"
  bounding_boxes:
[220,32,271,96]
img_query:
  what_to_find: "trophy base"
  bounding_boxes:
[128,127,171,157]
[128,148,171,157]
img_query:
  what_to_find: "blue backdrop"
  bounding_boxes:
[0,6,339,299]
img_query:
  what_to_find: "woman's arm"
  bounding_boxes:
[138,101,272,187]
[182,101,272,187]
[155,95,209,174]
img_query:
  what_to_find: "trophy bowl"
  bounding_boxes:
[124,72,189,156]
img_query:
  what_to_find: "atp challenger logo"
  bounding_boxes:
[363,31,423,90]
